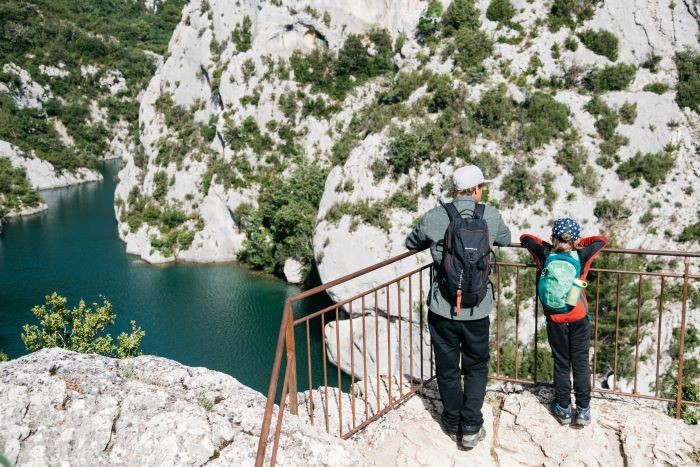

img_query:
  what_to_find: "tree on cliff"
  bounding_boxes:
[22,292,145,358]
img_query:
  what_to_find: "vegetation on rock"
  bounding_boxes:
[22,292,145,358]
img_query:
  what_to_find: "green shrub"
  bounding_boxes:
[387,192,418,211]
[578,29,618,61]
[584,63,637,93]
[520,92,570,149]
[237,164,328,280]
[475,84,515,130]
[452,28,493,71]
[554,142,599,194]
[0,156,41,214]
[387,128,430,175]
[564,36,578,51]
[643,82,669,94]
[616,150,675,186]
[675,49,700,112]
[678,220,700,243]
[501,166,538,203]
[378,70,428,105]
[594,199,631,222]
[427,74,459,113]
[442,0,481,35]
[231,15,252,53]
[618,101,637,124]
[486,0,516,24]
[641,54,661,72]
[548,0,600,31]
[152,170,168,201]
[22,292,145,358]
[417,0,444,42]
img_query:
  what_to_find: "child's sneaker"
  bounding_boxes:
[575,406,591,426]
[550,401,572,425]
[461,427,486,449]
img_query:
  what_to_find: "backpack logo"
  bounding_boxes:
[439,201,492,315]
[538,252,581,313]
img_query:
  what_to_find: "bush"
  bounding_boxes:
[594,199,631,223]
[231,15,252,53]
[22,292,145,358]
[675,49,700,112]
[618,101,637,124]
[387,128,430,175]
[486,0,516,24]
[442,0,481,35]
[643,82,669,94]
[0,156,41,214]
[578,29,618,61]
[564,36,578,51]
[501,166,538,203]
[427,74,459,113]
[584,63,637,93]
[616,150,675,186]
[520,92,570,149]
[452,28,493,71]
[475,84,516,130]
[417,0,444,42]
[548,0,600,31]
[555,142,599,194]
[678,220,700,243]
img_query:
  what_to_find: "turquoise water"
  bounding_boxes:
[0,160,337,393]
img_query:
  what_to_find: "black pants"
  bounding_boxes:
[429,312,490,434]
[546,317,591,408]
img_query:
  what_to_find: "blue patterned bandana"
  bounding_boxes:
[552,218,580,241]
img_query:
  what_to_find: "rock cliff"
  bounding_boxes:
[2,349,698,466]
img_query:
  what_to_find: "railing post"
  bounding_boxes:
[285,300,298,415]
[674,257,690,420]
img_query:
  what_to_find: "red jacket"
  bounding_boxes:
[520,234,608,323]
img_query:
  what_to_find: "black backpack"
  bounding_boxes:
[439,201,492,314]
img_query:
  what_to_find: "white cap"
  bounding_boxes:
[452,165,492,191]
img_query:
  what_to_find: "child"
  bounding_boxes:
[521,218,607,426]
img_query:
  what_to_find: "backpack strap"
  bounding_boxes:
[439,200,462,222]
[474,203,485,219]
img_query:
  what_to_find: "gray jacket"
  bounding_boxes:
[405,195,511,320]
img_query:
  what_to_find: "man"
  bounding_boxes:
[405,165,511,448]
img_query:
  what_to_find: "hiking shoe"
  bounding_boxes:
[550,401,572,425]
[575,406,591,426]
[440,421,460,442]
[461,427,486,449]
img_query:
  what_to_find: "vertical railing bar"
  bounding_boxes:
[515,267,521,380]
[592,273,601,391]
[321,313,329,434]
[533,279,539,384]
[375,290,380,414]
[633,274,643,394]
[362,294,369,421]
[430,266,434,379]
[654,277,665,397]
[349,300,356,429]
[409,274,414,390]
[419,268,424,381]
[335,305,343,436]
[496,264,502,376]
[613,273,621,392]
[386,285,393,407]
[306,321,314,426]
[675,257,690,420]
[397,279,403,398]
[269,362,292,467]
[285,302,298,415]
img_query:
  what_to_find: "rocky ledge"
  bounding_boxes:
[1,349,699,466]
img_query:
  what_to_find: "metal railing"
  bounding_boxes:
[255,245,700,466]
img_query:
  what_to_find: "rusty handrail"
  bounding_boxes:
[256,245,699,466]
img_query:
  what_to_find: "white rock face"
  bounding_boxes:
[38,63,69,78]
[0,140,102,191]
[283,258,304,284]
[0,348,366,466]
[99,69,128,95]
[0,63,52,109]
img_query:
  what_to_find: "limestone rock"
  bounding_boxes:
[0,63,52,109]
[0,348,366,467]
[0,140,102,191]
[283,258,304,284]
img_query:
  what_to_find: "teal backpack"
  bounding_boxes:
[538,251,581,313]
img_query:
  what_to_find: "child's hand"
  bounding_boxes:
[573,239,582,248]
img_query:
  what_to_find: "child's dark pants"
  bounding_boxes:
[546,317,591,408]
